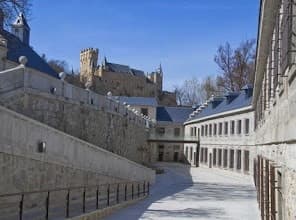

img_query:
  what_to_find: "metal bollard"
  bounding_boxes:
[116,184,119,204]
[45,191,50,220]
[124,184,127,201]
[107,185,110,206]
[66,189,70,218]
[96,187,99,209]
[19,194,24,220]
[82,187,86,213]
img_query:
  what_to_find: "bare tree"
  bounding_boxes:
[47,59,69,73]
[0,0,31,27]
[233,39,256,89]
[41,54,70,73]
[173,85,185,106]
[201,76,220,100]
[174,77,205,106]
[215,39,255,92]
[215,42,235,92]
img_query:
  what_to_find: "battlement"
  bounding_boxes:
[80,47,99,55]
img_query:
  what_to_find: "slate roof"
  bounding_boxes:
[105,60,145,77]
[0,29,58,78]
[186,86,253,123]
[157,106,194,123]
[117,96,158,107]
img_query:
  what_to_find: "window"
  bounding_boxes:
[223,149,228,168]
[244,150,250,172]
[277,171,283,220]
[158,145,164,149]
[190,147,193,161]
[237,150,241,170]
[204,148,208,163]
[237,120,242,134]
[245,119,250,134]
[174,128,180,136]
[205,124,208,136]
[157,127,165,135]
[209,124,212,136]
[213,149,217,166]
[198,128,200,137]
[230,120,235,135]
[200,148,204,162]
[193,127,197,136]
[141,108,148,116]
[230,150,234,168]
[201,125,204,136]
[224,122,228,135]
[185,147,188,158]
[218,122,223,135]
[174,145,180,150]
[214,123,217,136]
[190,127,193,136]
[218,149,222,166]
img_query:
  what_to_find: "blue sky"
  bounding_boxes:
[28,0,259,91]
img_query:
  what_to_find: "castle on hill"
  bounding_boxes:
[79,48,177,106]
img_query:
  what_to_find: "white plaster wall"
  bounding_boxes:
[184,109,255,173]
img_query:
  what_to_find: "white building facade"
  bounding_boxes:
[149,106,194,163]
[184,87,256,175]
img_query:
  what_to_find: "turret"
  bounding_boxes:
[79,48,99,83]
[11,13,30,45]
[148,63,163,95]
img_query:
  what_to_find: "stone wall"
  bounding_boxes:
[0,67,151,164]
[0,105,154,219]
[0,105,155,192]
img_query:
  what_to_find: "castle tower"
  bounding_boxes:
[11,13,30,45]
[149,64,163,95]
[80,48,99,83]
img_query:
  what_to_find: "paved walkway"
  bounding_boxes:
[105,163,260,220]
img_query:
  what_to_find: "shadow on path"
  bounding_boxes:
[104,162,259,220]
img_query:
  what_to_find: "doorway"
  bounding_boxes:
[158,145,164,161]
[173,152,179,162]
[209,153,212,168]
[158,152,164,161]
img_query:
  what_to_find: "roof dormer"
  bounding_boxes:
[225,92,240,104]
[11,13,30,45]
